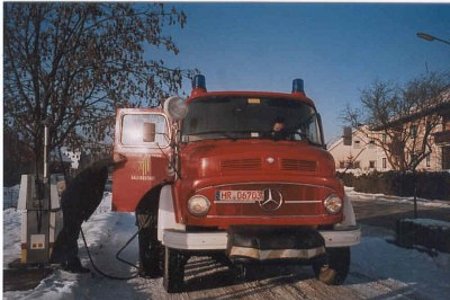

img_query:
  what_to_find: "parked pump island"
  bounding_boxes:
[112,75,361,293]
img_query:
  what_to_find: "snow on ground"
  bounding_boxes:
[3,209,22,268]
[3,187,450,299]
[3,189,142,300]
[345,186,450,209]
[3,208,144,300]
[351,235,450,300]
[404,218,450,229]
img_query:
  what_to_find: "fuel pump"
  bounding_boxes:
[17,119,64,264]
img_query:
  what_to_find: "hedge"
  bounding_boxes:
[338,171,450,201]
[396,218,450,253]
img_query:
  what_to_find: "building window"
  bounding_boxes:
[382,134,387,143]
[368,140,376,149]
[426,154,431,168]
[369,161,376,169]
[354,161,361,169]
[382,158,387,169]
[353,140,361,149]
[339,161,345,168]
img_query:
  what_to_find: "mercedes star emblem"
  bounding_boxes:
[259,188,283,211]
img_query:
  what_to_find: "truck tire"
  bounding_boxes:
[230,263,247,283]
[163,246,186,293]
[137,214,163,278]
[312,247,350,285]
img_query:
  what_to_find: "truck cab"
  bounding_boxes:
[112,75,361,293]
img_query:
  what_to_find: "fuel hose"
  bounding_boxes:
[79,213,151,280]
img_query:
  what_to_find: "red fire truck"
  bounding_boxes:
[112,75,360,292]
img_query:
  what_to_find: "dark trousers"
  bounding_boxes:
[51,211,84,265]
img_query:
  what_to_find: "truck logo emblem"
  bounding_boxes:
[131,158,154,181]
[266,157,275,164]
[138,158,151,177]
[259,188,283,211]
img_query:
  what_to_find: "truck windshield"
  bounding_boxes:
[181,96,323,145]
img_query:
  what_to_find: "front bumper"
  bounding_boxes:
[320,225,361,247]
[162,225,361,254]
[162,229,228,250]
[227,226,326,260]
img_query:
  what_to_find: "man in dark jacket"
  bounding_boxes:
[50,154,126,273]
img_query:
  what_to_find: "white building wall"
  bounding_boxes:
[61,149,81,169]
[329,124,445,173]
[328,129,393,174]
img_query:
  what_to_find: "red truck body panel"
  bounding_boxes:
[112,88,343,229]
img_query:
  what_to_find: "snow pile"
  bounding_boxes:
[3,185,20,209]
[405,218,450,230]
[345,186,450,209]
[3,208,22,268]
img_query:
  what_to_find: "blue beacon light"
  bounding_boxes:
[192,74,206,90]
[292,79,305,94]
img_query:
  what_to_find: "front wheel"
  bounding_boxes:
[312,247,350,285]
[137,214,163,278]
[163,247,186,293]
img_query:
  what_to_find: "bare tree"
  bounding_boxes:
[343,72,449,172]
[4,3,195,178]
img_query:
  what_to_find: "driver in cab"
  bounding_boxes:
[270,117,289,141]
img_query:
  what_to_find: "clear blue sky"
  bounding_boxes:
[150,3,450,143]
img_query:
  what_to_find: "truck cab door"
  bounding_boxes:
[112,108,171,212]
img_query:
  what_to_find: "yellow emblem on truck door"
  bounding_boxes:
[131,158,154,181]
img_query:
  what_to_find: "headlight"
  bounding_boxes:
[323,194,343,214]
[187,195,210,217]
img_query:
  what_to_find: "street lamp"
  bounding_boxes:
[416,32,450,46]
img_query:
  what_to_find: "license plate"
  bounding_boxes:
[215,190,264,202]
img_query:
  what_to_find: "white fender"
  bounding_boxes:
[341,194,357,226]
[319,194,361,247]
[157,185,185,242]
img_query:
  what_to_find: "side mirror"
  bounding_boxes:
[143,122,156,142]
[343,126,352,146]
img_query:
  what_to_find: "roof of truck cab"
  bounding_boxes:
[187,91,316,107]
